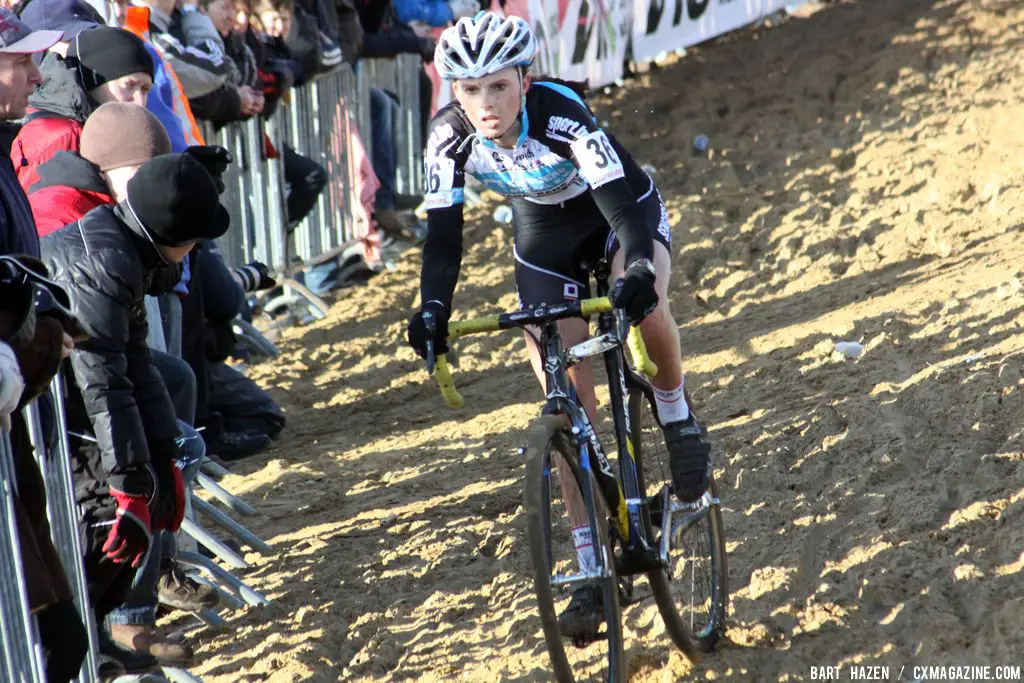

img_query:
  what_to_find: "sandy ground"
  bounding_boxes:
[184,0,1024,679]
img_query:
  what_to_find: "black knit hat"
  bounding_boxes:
[68,26,153,91]
[126,154,230,247]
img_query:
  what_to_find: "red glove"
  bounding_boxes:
[153,462,185,532]
[102,488,152,568]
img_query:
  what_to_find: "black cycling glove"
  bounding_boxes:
[407,301,448,358]
[612,259,659,325]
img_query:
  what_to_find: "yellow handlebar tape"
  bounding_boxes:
[434,354,464,408]
[580,297,614,317]
[449,314,501,338]
[628,327,658,379]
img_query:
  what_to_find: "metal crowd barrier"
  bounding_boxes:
[360,55,424,196]
[204,118,288,275]
[276,65,358,269]
[3,372,277,681]
[0,429,47,683]
[25,380,101,683]
[203,55,423,280]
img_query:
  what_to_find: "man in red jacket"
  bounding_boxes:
[27,101,171,235]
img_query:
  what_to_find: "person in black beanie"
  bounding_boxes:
[39,153,227,672]
[12,25,155,191]
[67,24,154,101]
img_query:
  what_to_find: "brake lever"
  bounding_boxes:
[422,310,437,375]
[615,308,630,341]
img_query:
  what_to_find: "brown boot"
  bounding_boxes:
[158,565,220,611]
[109,623,195,666]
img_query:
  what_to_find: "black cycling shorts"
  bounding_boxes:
[512,181,671,308]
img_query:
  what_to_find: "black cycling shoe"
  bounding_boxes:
[558,585,605,642]
[663,415,712,504]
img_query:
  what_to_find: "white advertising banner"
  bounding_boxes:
[631,0,799,63]
[433,0,811,105]
[516,0,632,86]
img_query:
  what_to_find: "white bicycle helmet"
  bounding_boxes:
[435,11,537,80]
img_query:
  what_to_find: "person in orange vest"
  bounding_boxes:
[121,2,207,148]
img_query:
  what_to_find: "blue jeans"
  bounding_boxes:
[370,87,399,211]
[298,260,341,296]
[106,421,205,626]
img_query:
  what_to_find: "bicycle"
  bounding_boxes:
[423,258,728,681]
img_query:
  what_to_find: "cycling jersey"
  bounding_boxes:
[420,80,657,311]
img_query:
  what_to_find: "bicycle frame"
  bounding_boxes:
[535,289,659,561]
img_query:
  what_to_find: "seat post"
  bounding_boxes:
[592,258,611,298]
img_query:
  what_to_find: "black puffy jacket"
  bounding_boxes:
[40,204,181,503]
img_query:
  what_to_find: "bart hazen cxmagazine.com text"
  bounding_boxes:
[811,665,1023,680]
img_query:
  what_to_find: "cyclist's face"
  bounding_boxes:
[453,68,529,142]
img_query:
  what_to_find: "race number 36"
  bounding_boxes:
[571,130,625,189]
[423,156,460,209]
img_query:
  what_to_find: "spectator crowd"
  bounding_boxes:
[0,0,477,677]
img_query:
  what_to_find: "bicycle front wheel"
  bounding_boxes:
[629,388,729,654]
[524,414,625,682]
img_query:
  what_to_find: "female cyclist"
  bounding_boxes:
[406,11,712,634]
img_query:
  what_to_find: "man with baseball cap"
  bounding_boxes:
[0,8,61,255]
[0,10,92,683]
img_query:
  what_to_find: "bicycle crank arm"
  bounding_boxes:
[551,567,614,589]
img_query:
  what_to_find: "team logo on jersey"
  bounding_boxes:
[426,123,455,158]
[546,115,587,141]
[658,201,672,245]
[563,283,579,301]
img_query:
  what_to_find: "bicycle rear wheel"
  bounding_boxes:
[629,388,728,653]
[524,414,625,682]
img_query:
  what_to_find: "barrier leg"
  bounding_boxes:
[193,607,231,630]
[180,518,249,570]
[162,667,205,683]
[231,318,280,359]
[190,494,273,555]
[280,277,330,320]
[176,551,270,607]
[195,472,258,517]
[199,455,231,480]
[189,574,244,611]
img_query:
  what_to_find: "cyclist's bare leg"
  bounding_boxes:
[524,321,597,561]
[610,241,683,391]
